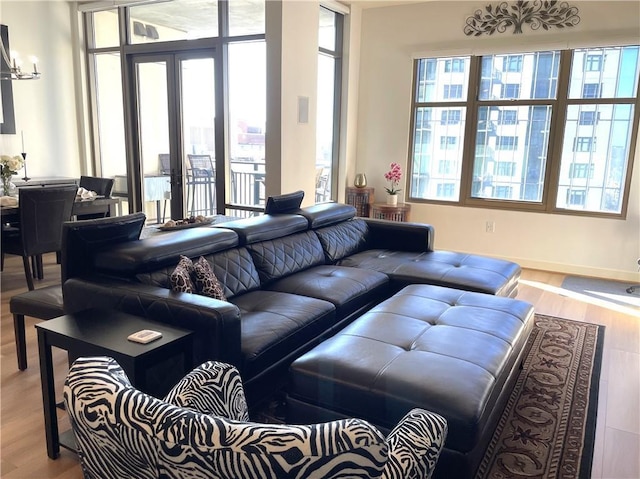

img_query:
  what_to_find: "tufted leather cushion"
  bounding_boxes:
[339,249,521,297]
[193,257,227,301]
[314,218,368,263]
[247,231,326,284]
[207,248,262,299]
[288,284,534,478]
[267,265,390,319]
[229,290,336,379]
[137,247,261,300]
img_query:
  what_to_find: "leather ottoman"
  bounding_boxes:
[286,284,534,478]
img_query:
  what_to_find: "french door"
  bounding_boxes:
[130,51,218,222]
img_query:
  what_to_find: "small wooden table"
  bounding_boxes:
[346,186,375,217]
[370,202,411,222]
[36,309,194,459]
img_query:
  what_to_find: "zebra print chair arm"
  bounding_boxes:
[163,360,249,421]
[382,408,448,479]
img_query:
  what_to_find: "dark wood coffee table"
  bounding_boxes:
[36,309,194,459]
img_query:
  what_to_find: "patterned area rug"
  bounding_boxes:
[476,314,604,479]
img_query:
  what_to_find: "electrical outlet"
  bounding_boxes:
[486,221,495,233]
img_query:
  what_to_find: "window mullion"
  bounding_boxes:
[545,49,573,213]
[460,56,481,205]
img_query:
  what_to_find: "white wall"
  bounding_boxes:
[354,0,640,280]
[266,0,319,206]
[0,1,83,179]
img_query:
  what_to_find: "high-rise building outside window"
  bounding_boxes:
[408,46,640,216]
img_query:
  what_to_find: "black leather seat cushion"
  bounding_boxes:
[288,284,534,461]
[338,249,521,297]
[230,290,335,378]
[267,265,389,319]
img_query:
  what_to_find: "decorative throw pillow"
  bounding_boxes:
[193,256,227,301]
[170,255,196,293]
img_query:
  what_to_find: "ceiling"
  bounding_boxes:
[76,0,428,38]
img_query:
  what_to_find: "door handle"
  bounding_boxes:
[170,169,183,187]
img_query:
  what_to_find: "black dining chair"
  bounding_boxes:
[76,176,115,220]
[1,185,78,290]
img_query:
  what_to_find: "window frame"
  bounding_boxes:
[407,49,640,219]
[83,1,267,217]
[316,5,344,203]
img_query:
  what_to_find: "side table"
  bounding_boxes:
[346,186,374,217]
[36,309,194,459]
[370,202,411,222]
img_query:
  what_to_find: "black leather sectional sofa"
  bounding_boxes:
[62,203,519,399]
[61,203,530,477]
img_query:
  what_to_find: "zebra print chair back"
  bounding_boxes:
[64,357,447,479]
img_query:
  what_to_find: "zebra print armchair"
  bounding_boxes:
[64,357,447,479]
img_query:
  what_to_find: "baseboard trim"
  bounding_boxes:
[515,258,638,282]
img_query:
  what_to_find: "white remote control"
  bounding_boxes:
[127,329,163,344]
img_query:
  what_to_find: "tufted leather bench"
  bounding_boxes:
[287,284,534,478]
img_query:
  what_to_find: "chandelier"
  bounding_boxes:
[0,36,40,81]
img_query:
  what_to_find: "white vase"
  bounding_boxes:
[386,194,398,206]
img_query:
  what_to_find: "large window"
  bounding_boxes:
[85,0,267,219]
[409,46,640,216]
[316,6,343,203]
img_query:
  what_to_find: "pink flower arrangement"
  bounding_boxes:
[384,162,402,195]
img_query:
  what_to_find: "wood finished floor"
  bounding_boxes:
[1,253,639,478]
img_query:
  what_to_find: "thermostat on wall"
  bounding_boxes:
[127,329,163,344]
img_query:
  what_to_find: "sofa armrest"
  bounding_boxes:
[163,361,250,421]
[364,218,435,252]
[63,277,242,366]
[382,408,448,479]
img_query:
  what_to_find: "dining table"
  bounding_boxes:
[0,196,121,223]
